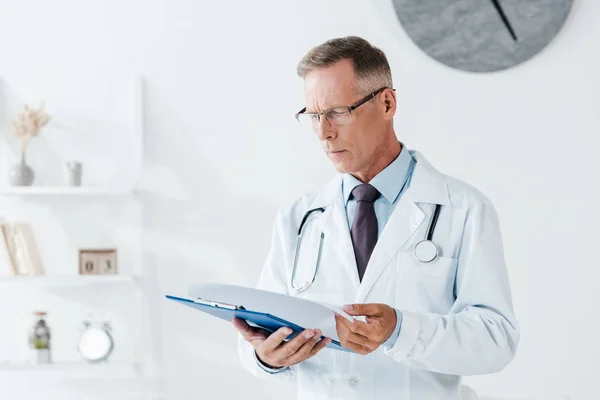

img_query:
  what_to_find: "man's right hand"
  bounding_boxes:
[232,317,331,368]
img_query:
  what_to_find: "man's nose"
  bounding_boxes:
[315,116,337,140]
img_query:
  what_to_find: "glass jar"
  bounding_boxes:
[28,311,51,364]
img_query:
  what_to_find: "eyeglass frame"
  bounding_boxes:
[294,87,395,125]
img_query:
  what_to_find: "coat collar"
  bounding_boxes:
[407,150,450,206]
[341,145,414,206]
[318,150,449,208]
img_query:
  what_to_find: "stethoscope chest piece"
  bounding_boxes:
[413,239,438,263]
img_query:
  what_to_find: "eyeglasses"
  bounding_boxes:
[295,87,394,130]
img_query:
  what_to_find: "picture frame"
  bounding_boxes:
[78,249,118,275]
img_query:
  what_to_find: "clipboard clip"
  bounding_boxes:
[193,297,246,311]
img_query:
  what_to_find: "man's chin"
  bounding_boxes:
[331,161,351,174]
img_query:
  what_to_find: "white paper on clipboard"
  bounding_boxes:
[318,302,355,322]
[188,282,357,342]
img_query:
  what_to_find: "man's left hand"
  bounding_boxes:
[334,303,397,355]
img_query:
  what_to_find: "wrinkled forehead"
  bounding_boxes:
[303,61,359,112]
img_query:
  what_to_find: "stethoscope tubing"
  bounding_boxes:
[291,203,442,291]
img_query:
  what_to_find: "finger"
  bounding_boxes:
[262,326,294,353]
[335,318,369,353]
[335,314,372,337]
[284,329,322,364]
[273,329,315,360]
[335,315,355,345]
[343,332,378,355]
[335,313,363,332]
[342,339,370,355]
[345,331,378,352]
[337,315,388,348]
[335,313,353,330]
[334,315,350,342]
[232,318,271,342]
[343,303,383,317]
[232,317,249,334]
[309,336,332,356]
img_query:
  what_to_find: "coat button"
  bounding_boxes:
[348,377,359,387]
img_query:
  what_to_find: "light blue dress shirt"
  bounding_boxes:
[257,145,415,372]
[342,144,415,349]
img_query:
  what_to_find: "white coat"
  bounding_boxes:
[238,150,519,400]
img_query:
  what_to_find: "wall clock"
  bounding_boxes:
[392,0,573,72]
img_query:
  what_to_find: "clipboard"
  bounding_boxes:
[165,294,351,352]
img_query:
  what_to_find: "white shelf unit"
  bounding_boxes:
[0,75,163,399]
[0,360,139,377]
[0,274,140,287]
[0,187,135,196]
[0,73,143,194]
[0,361,162,399]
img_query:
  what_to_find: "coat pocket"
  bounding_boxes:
[395,253,458,313]
[407,255,458,279]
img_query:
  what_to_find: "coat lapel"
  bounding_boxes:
[318,192,361,293]
[355,151,451,303]
[355,187,424,303]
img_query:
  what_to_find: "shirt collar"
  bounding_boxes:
[342,144,413,206]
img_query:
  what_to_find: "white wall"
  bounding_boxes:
[0,0,599,399]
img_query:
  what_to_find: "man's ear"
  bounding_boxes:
[382,90,396,119]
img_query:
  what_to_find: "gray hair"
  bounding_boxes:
[297,36,393,94]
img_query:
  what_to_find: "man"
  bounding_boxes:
[233,36,519,400]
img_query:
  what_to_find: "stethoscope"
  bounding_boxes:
[290,203,443,293]
[290,207,325,293]
[413,203,442,263]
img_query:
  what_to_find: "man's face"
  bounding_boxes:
[303,60,392,175]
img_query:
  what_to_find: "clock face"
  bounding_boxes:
[392,0,573,72]
[78,327,113,363]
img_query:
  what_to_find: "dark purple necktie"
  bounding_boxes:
[350,184,381,282]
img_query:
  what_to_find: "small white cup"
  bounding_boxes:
[64,161,82,186]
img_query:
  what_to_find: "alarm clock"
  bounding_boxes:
[77,321,114,363]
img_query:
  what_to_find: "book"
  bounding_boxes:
[1,222,44,276]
